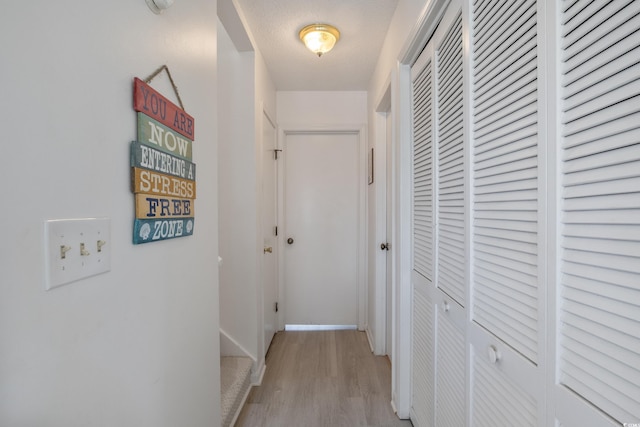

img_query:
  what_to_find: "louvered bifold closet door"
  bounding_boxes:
[411,46,435,427]
[557,0,640,425]
[434,5,467,427]
[471,0,540,364]
[410,2,464,425]
[470,0,542,425]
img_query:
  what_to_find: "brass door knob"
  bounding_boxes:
[264,247,273,254]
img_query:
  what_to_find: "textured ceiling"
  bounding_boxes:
[234,0,400,91]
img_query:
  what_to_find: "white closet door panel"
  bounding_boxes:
[471,0,539,364]
[411,273,435,427]
[435,298,465,427]
[555,389,620,427]
[472,349,537,427]
[437,10,465,306]
[558,0,640,424]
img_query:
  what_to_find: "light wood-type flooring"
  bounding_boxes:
[235,330,413,427]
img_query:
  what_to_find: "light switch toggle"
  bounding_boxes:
[80,243,90,256]
[97,240,106,252]
[60,245,72,259]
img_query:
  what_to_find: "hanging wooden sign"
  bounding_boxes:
[131,68,196,244]
[133,77,195,140]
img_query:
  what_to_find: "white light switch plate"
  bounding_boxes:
[44,218,111,290]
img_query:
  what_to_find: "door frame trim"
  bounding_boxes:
[277,124,368,332]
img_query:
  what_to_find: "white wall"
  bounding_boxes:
[278,91,367,126]
[218,18,258,362]
[0,3,220,427]
[218,8,277,378]
[254,49,278,370]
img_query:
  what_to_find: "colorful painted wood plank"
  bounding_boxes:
[135,193,195,219]
[137,112,193,161]
[133,78,195,140]
[131,141,196,181]
[133,217,194,244]
[131,167,196,199]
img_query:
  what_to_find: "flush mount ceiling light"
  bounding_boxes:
[146,0,174,14]
[299,24,340,57]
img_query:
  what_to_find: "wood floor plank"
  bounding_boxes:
[234,330,413,427]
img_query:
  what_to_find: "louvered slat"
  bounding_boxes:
[472,0,539,363]
[559,0,640,423]
[437,11,465,305]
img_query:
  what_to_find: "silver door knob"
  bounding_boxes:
[287,238,294,245]
[380,243,389,251]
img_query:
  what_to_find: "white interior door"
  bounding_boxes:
[385,111,393,358]
[283,132,360,327]
[262,111,278,351]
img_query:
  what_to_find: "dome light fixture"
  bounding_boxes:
[299,24,340,57]
[146,0,174,14]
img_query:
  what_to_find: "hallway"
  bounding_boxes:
[235,330,412,427]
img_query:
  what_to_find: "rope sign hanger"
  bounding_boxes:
[143,64,186,112]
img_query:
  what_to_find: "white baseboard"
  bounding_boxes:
[365,327,375,353]
[228,381,252,427]
[284,324,357,331]
[251,360,266,386]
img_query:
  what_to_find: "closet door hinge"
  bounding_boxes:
[275,302,279,312]
[274,149,282,160]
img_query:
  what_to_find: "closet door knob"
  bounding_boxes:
[287,237,294,245]
[488,345,501,364]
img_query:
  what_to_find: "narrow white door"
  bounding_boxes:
[262,112,278,351]
[283,132,360,326]
[385,111,393,357]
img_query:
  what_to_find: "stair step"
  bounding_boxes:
[221,356,252,427]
